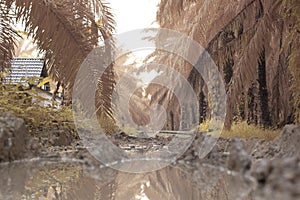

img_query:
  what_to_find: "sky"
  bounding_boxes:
[15,0,160,58]
[109,0,160,34]
[109,0,161,85]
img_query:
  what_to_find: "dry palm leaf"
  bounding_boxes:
[0,1,19,72]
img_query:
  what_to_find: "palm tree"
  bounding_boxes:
[0,0,18,72]
[150,0,299,130]
[0,0,115,116]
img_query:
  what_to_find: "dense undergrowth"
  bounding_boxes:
[0,83,76,137]
[0,81,119,137]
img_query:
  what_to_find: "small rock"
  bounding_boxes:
[251,159,272,184]
[0,112,28,161]
[227,138,252,172]
[252,156,300,199]
[49,130,73,146]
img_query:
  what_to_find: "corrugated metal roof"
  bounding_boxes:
[4,58,45,84]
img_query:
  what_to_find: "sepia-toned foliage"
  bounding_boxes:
[151,0,299,130]
[0,82,75,136]
[0,1,19,72]
[281,0,300,123]
[0,0,116,118]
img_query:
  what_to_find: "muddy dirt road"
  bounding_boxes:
[0,112,300,199]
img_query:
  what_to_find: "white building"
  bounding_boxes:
[4,58,47,88]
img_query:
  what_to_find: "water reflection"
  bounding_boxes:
[0,159,254,200]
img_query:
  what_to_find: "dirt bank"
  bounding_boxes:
[176,124,300,199]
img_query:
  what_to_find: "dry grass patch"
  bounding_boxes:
[199,121,280,141]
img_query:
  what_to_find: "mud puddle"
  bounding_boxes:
[0,158,254,200]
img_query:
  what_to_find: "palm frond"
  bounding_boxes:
[98,0,115,39]
[0,0,19,71]
[14,0,100,82]
[281,0,300,123]
[94,0,115,118]
[10,0,115,115]
[151,0,299,130]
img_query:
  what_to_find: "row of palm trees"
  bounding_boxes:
[151,0,299,130]
[1,0,299,131]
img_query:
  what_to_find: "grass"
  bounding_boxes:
[0,83,76,137]
[0,82,118,136]
[199,120,280,141]
[0,81,281,140]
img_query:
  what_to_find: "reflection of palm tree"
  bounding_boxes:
[46,185,62,200]
[0,0,115,116]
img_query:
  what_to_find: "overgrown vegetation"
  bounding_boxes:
[199,120,280,141]
[0,78,118,136]
[0,82,75,137]
[0,0,298,140]
[0,0,116,121]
